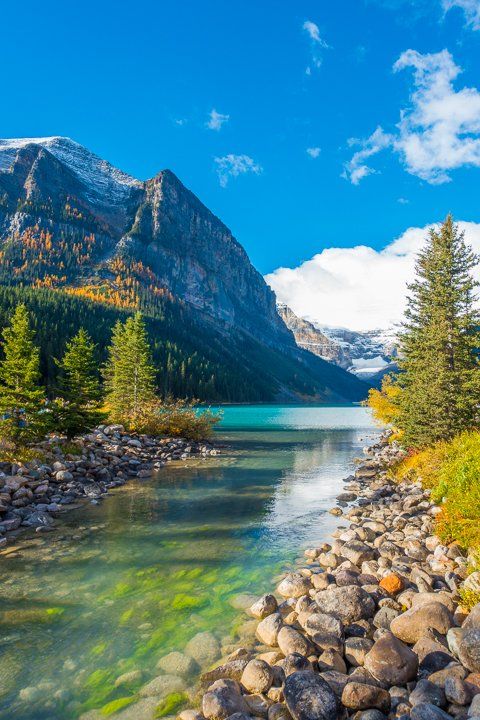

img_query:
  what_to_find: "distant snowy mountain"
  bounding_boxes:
[319,326,398,379]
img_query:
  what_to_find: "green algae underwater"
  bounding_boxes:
[0,405,377,720]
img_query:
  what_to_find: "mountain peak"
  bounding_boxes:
[0,136,141,209]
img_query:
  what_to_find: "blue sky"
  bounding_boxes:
[2,0,480,328]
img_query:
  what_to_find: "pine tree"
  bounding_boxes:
[396,215,480,447]
[103,312,157,429]
[55,328,104,437]
[0,304,48,445]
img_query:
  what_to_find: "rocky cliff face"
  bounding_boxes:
[277,304,351,368]
[278,304,397,385]
[0,137,290,347]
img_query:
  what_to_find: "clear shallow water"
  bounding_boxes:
[0,405,378,720]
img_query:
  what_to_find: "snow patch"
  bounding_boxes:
[0,137,141,207]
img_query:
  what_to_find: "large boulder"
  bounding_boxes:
[364,632,418,685]
[250,594,278,619]
[240,659,273,694]
[314,586,375,623]
[256,613,283,646]
[284,671,339,720]
[390,603,453,644]
[458,628,480,673]
[278,574,312,598]
[278,627,313,657]
[202,679,249,720]
[409,680,446,708]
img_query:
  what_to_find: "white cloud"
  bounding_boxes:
[306,147,321,158]
[265,220,480,332]
[443,0,480,29]
[398,197,410,204]
[214,154,262,187]
[343,127,393,184]
[302,20,329,71]
[344,49,480,184]
[206,109,230,131]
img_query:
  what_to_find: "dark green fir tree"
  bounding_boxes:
[0,304,48,445]
[55,328,104,437]
[103,312,157,428]
[397,215,480,447]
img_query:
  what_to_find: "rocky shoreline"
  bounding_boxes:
[180,434,480,720]
[0,424,218,546]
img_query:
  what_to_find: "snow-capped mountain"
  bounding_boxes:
[0,137,140,201]
[278,304,397,384]
[319,325,398,379]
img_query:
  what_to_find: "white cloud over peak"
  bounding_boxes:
[344,49,480,184]
[206,109,230,131]
[302,20,329,71]
[443,0,480,29]
[265,220,480,332]
[214,154,262,187]
[306,147,321,158]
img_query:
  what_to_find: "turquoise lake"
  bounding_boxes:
[0,405,379,719]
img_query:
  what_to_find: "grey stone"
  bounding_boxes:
[444,677,472,706]
[409,680,446,708]
[458,628,480,673]
[410,703,454,720]
[202,679,249,720]
[284,671,339,720]
[314,586,375,623]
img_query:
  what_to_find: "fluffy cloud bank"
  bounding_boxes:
[265,221,480,332]
[344,49,480,184]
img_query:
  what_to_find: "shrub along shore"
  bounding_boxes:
[74,432,480,720]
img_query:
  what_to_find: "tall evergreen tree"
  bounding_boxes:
[397,215,480,447]
[55,328,104,437]
[103,312,157,428]
[0,304,48,445]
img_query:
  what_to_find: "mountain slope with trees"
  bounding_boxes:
[0,137,367,403]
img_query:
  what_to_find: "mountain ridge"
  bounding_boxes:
[0,136,368,402]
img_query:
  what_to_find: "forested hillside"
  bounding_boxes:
[0,286,367,402]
